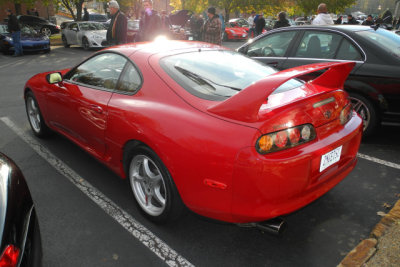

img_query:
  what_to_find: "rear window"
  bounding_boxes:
[355,29,400,58]
[160,50,303,101]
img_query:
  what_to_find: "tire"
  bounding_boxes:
[25,91,51,138]
[41,27,52,37]
[127,146,185,223]
[82,37,90,50]
[62,35,69,48]
[349,92,379,137]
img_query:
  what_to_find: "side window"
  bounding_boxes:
[117,63,142,93]
[69,23,78,31]
[336,38,363,60]
[66,53,127,90]
[295,31,342,59]
[247,31,296,57]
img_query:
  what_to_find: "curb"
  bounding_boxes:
[338,198,400,267]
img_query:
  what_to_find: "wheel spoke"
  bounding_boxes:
[153,185,166,206]
[143,158,158,179]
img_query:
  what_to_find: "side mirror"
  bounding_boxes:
[237,46,247,54]
[46,72,62,84]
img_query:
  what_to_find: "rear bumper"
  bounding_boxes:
[230,113,363,223]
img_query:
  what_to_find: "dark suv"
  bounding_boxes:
[18,15,60,36]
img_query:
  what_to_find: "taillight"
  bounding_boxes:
[0,245,20,267]
[256,124,316,154]
[340,104,353,125]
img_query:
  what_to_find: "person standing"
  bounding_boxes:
[345,14,359,25]
[160,10,171,35]
[247,11,256,38]
[139,0,161,41]
[335,15,342,24]
[312,3,334,25]
[190,13,204,41]
[202,7,222,45]
[255,13,265,36]
[6,9,23,57]
[83,7,90,21]
[362,15,374,25]
[106,1,128,45]
[273,11,290,29]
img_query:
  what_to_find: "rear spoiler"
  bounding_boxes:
[207,61,355,122]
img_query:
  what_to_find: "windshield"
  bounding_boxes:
[79,22,106,31]
[161,50,303,101]
[355,29,400,58]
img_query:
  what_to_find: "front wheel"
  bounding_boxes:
[349,92,379,137]
[25,91,51,138]
[128,146,185,223]
[62,35,69,48]
[41,27,51,37]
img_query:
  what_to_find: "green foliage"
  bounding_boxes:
[295,0,357,15]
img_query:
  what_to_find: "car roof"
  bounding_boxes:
[270,24,374,33]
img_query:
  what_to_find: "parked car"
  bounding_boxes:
[23,41,362,226]
[88,13,108,22]
[0,152,42,267]
[61,21,107,50]
[17,15,60,36]
[127,19,140,42]
[223,22,248,41]
[169,10,193,40]
[0,23,50,54]
[238,25,400,136]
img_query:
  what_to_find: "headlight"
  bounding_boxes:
[256,124,316,154]
[4,36,12,43]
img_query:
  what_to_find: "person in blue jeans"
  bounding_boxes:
[6,9,23,56]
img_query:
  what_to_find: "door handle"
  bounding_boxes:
[90,105,103,114]
[267,62,278,68]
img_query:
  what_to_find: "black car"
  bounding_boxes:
[238,25,400,136]
[0,153,42,266]
[18,15,60,36]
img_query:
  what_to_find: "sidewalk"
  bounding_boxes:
[338,198,400,266]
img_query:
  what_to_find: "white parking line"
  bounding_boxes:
[0,117,194,267]
[357,153,400,170]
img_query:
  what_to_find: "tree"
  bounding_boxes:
[295,0,357,15]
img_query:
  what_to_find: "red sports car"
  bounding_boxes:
[24,41,362,226]
[224,23,248,41]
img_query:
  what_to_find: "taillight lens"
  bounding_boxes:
[0,245,20,267]
[340,104,353,125]
[256,124,316,154]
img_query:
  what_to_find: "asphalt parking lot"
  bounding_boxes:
[0,43,399,267]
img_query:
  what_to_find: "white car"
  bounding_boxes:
[61,21,107,50]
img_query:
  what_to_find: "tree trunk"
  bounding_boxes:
[14,3,22,15]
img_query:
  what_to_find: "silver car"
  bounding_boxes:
[61,21,107,50]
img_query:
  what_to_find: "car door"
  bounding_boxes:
[46,52,128,158]
[240,30,299,69]
[66,23,79,44]
[281,29,364,77]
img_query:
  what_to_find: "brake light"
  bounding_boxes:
[0,245,20,267]
[256,124,316,154]
[340,104,353,125]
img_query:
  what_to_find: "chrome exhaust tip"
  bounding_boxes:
[237,217,287,235]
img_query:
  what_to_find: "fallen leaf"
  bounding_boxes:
[377,211,387,217]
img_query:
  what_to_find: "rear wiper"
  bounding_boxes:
[174,66,241,91]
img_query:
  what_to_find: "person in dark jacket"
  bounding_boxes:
[273,11,290,29]
[190,13,204,40]
[362,15,374,26]
[335,16,342,24]
[106,1,128,45]
[255,13,266,36]
[5,9,23,56]
[345,14,359,25]
[83,7,89,21]
[202,7,222,45]
[160,10,171,35]
[139,0,162,41]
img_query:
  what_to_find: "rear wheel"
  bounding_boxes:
[82,37,90,50]
[62,35,69,48]
[223,32,228,41]
[127,146,185,223]
[25,91,51,138]
[349,92,379,137]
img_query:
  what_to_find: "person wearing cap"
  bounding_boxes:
[5,9,23,56]
[139,0,161,41]
[202,7,222,45]
[106,1,128,45]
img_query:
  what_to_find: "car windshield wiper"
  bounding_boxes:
[174,66,241,92]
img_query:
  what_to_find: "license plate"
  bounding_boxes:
[320,146,342,172]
